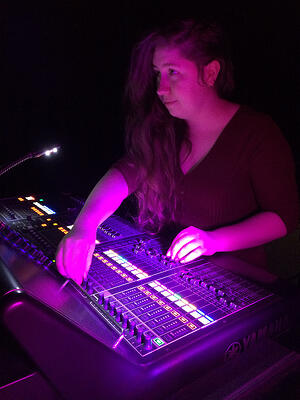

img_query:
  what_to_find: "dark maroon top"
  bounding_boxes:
[113,105,299,268]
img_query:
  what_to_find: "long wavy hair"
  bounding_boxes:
[124,19,235,232]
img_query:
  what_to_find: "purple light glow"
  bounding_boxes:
[58,279,70,293]
[3,288,22,297]
[6,301,23,312]
[112,333,124,349]
[0,373,36,390]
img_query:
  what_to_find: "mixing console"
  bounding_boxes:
[0,194,298,399]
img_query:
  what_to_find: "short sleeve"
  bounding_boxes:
[111,157,141,195]
[250,116,299,233]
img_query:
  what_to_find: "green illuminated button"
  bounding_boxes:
[39,199,44,201]
[153,338,165,347]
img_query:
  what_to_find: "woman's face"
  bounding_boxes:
[153,46,211,120]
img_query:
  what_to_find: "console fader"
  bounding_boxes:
[0,194,298,399]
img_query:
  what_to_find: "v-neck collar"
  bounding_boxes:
[183,104,244,176]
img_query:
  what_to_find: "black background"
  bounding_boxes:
[1,0,299,200]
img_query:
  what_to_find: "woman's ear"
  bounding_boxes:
[203,60,220,87]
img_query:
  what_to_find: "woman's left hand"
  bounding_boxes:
[166,226,219,263]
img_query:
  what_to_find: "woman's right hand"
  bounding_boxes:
[56,228,96,285]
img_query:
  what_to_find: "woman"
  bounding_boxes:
[56,19,299,285]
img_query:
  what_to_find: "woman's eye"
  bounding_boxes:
[169,69,178,76]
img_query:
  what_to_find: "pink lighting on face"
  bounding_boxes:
[112,333,124,349]
[153,46,210,121]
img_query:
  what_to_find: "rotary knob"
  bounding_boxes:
[128,319,136,336]
[134,326,143,344]
[103,297,110,310]
[121,314,129,329]
[142,333,152,350]
[115,308,122,322]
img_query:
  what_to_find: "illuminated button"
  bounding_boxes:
[198,317,210,325]
[179,317,188,323]
[173,294,182,300]
[175,300,185,307]
[182,305,193,313]
[137,273,146,279]
[187,323,197,330]
[154,286,163,292]
[153,338,165,347]
[168,295,178,302]
[26,196,35,200]
[131,270,139,275]
[46,218,51,221]
[135,269,143,274]
[126,266,134,271]
[18,197,24,201]
[148,282,157,288]
[53,223,58,226]
[190,311,202,319]
[41,223,47,227]
[161,290,171,297]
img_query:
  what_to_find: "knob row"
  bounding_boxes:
[180,271,239,309]
[82,283,152,350]
[0,223,53,268]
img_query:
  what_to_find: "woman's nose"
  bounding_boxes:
[157,77,170,95]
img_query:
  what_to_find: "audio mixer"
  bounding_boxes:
[0,194,299,399]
